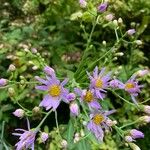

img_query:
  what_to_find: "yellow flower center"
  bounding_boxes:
[49,85,61,97]
[95,78,103,88]
[93,114,104,125]
[84,91,94,103]
[125,83,134,89]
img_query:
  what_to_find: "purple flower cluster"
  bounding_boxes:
[12,65,146,149]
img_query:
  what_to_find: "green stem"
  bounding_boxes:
[115,28,119,42]
[55,110,60,135]
[111,90,136,107]
[120,120,140,129]
[36,109,53,130]
[74,18,97,78]
[140,98,150,104]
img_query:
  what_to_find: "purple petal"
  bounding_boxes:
[35,85,48,91]
[61,78,68,86]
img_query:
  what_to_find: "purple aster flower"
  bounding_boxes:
[13,109,25,118]
[12,119,36,150]
[0,78,7,86]
[75,88,101,109]
[87,109,116,141]
[130,129,144,139]
[87,66,111,100]
[127,29,136,36]
[70,102,79,116]
[124,75,143,104]
[35,68,69,111]
[40,132,49,143]
[98,2,108,12]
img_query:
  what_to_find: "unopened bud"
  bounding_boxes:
[118,18,123,24]
[13,109,24,118]
[40,132,49,143]
[32,106,40,114]
[105,14,114,21]
[115,52,124,56]
[61,139,68,148]
[0,78,7,86]
[31,48,37,54]
[79,0,87,8]
[139,116,150,123]
[137,70,149,77]
[102,41,106,46]
[127,29,136,36]
[113,20,118,27]
[67,93,76,101]
[8,64,16,71]
[143,105,150,115]
[125,136,133,143]
[135,40,142,45]
[8,87,15,96]
[80,129,85,137]
[129,143,141,150]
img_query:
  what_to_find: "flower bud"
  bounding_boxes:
[44,66,55,76]
[98,2,108,12]
[8,87,15,96]
[137,70,149,77]
[113,20,118,27]
[61,139,68,148]
[80,129,85,137]
[143,105,150,115]
[139,116,150,123]
[105,14,114,21]
[106,118,116,127]
[125,136,133,143]
[0,78,7,86]
[118,18,123,24]
[40,132,49,143]
[79,0,87,8]
[127,29,136,36]
[8,64,16,72]
[135,40,142,45]
[130,129,144,139]
[102,41,106,46]
[129,143,141,150]
[70,102,79,116]
[74,136,80,143]
[32,106,40,114]
[67,93,76,102]
[13,109,24,118]
[31,48,37,54]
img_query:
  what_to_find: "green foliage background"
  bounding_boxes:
[0,0,150,149]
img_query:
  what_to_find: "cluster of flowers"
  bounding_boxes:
[2,65,147,150]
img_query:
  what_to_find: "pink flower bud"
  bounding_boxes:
[13,109,24,118]
[105,14,114,21]
[67,93,76,102]
[44,66,55,76]
[40,132,49,143]
[143,105,150,115]
[130,129,144,139]
[79,0,87,8]
[61,139,68,148]
[137,70,149,77]
[70,102,79,116]
[125,136,133,142]
[139,116,150,123]
[0,78,7,86]
[127,29,136,36]
[31,48,37,54]
[98,2,108,12]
